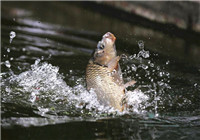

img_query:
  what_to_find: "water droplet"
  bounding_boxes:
[142,50,149,58]
[41,56,44,60]
[194,83,197,87]
[148,77,151,79]
[9,31,16,44]
[138,40,144,50]
[127,70,131,74]
[7,48,10,52]
[126,66,130,70]
[166,72,170,77]
[139,64,148,70]
[5,86,11,93]
[18,66,21,70]
[131,64,137,71]
[10,57,13,61]
[34,59,40,65]
[159,72,163,77]
[166,60,170,65]
[157,81,164,86]
[150,63,154,67]
[48,54,52,59]
[5,60,11,68]
[138,50,149,59]
[22,48,26,52]
[129,55,136,60]
[155,113,159,117]
[121,54,127,59]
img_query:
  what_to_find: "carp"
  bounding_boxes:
[86,32,135,111]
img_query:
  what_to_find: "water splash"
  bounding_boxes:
[9,31,16,44]
[1,40,171,117]
[121,40,171,116]
[126,89,149,113]
[1,59,149,117]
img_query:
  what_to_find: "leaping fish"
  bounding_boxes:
[86,32,136,111]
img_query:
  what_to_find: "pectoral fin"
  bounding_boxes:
[124,80,136,89]
[107,56,120,72]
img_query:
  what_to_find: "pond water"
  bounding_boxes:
[1,2,200,140]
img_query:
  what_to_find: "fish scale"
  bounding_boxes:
[86,63,124,111]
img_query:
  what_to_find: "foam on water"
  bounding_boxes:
[2,58,150,117]
[1,40,171,118]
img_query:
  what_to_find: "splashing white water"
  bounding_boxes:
[0,39,169,116]
[2,59,149,116]
[126,89,149,113]
[121,40,171,116]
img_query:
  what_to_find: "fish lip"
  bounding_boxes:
[103,32,116,42]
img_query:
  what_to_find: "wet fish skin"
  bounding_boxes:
[86,62,124,111]
[86,32,135,111]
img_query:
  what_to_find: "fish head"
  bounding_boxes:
[93,32,117,65]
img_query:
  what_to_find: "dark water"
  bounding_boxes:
[1,2,200,140]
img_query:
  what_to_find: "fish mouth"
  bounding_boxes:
[103,32,116,42]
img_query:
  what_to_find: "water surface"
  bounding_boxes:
[1,2,200,140]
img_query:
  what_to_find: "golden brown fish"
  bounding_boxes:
[86,32,136,111]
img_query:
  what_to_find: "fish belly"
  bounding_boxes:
[86,63,124,110]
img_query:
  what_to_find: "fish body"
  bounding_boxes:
[86,32,135,111]
[86,62,124,111]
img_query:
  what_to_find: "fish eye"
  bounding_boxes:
[98,44,105,50]
[100,45,104,49]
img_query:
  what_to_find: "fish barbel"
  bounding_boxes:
[86,32,135,111]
